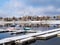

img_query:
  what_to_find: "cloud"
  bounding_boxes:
[24,0,60,7]
[23,6,60,16]
[0,0,60,17]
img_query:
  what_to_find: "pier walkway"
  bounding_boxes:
[0,28,60,45]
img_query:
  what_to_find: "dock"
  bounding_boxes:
[0,28,60,45]
[0,29,12,33]
[36,31,60,40]
[0,29,20,33]
[10,30,26,34]
[0,28,37,34]
[57,33,60,37]
[15,37,36,45]
[10,30,37,34]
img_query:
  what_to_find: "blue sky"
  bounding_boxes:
[0,0,60,17]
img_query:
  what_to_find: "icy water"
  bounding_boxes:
[30,37,60,45]
[30,27,60,45]
[0,26,60,45]
[0,26,58,39]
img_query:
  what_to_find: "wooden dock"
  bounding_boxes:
[0,28,60,45]
[10,30,37,34]
[36,31,60,40]
[15,37,36,45]
[0,29,20,33]
[0,29,12,33]
[57,33,60,37]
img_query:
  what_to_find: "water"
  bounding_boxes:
[30,37,60,45]
[0,32,25,39]
[0,26,60,45]
[0,33,12,39]
[31,26,58,31]
[30,27,60,45]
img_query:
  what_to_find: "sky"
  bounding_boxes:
[0,0,60,17]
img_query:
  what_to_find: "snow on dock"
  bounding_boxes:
[9,28,60,35]
[10,30,25,34]
[57,33,60,37]
[15,37,36,44]
[10,30,37,34]
[37,31,60,40]
[0,29,10,33]
[0,28,60,44]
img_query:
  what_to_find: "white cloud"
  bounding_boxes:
[0,0,60,17]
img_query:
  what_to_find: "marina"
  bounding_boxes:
[0,20,60,45]
[0,27,60,45]
[0,0,60,45]
[0,16,60,45]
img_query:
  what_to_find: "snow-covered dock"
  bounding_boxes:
[10,30,37,34]
[57,33,60,37]
[37,31,60,40]
[0,28,60,45]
